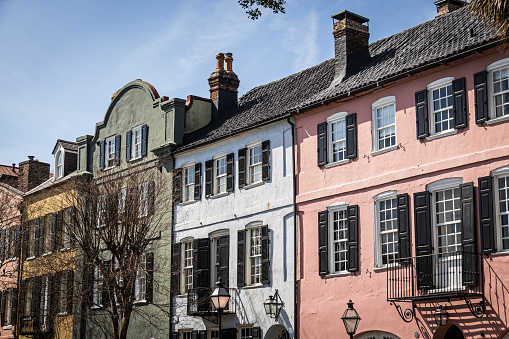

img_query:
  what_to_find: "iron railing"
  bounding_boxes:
[387,251,484,302]
[187,287,236,316]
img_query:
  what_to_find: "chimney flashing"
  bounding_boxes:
[331,10,369,24]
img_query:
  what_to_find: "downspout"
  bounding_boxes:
[170,155,176,339]
[286,116,298,339]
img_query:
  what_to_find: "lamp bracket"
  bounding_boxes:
[390,301,414,323]
[460,296,484,318]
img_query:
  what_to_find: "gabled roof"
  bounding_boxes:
[0,165,18,177]
[0,182,22,196]
[24,170,79,196]
[52,139,78,155]
[175,6,496,153]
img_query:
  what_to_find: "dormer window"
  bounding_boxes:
[55,150,63,179]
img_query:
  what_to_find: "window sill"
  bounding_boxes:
[372,263,400,272]
[102,166,117,171]
[134,300,148,305]
[242,283,264,289]
[42,252,52,257]
[489,250,509,257]
[26,256,35,261]
[179,200,196,206]
[209,192,229,199]
[91,305,103,310]
[2,325,12,330]
[324,159,349,168]
[243,181,264,190]
[56,312,68,317]
[486,115,509,125]
[371,145,398,157]
[60,247,71,252]
[128,156,143,162]
[426,129,457,140]
[324,272,351,278]
[5,257,16,262]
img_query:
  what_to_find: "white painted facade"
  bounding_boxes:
[173,120,295,339]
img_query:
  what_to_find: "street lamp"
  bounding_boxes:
[263,290,284,320]
[341,300,361,339]
[210,278,230,339]
[434,305,449,327]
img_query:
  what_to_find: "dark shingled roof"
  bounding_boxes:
[176,6,496,152]
[53,139,78,154]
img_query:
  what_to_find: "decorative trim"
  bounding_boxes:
[326,111,348,123]
[427,177,463,192]
[427,77,454,90]
[492,166,509,177]
[390,301,414,323]
[327,201,349,210]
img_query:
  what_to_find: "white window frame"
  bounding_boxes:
[246,226,263,286]
[135,253,147,302]
[131,125,143,160]
[247,141,263,185]
[487,58,509,122]
[180,330,193,339]
[24,280,32,317]
[93,266,103,308]
[427,77,456,138]
[327,202,349,274]
[238,325,254,339]
[4,288,12,326]
[58,273,67,314]
[492,166,509,252]
[63,208,72,250]
[55,147,64,179]
[43,215,52,255]
[182,165,195,203]
[181,239,193,294]
[209,229,229,286]
[326,112,348,166]
[214,154,228,195]
[97,195,106,228]
[372,96,397,154]
[374,191,399,268]
[40,275,50,331]
[105,136,116,169]
[138,182,149,218]
[208,328,219,339]
[28,220,36,259]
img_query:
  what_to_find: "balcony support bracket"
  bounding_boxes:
[390,301,414,323]
[460,296,485,318]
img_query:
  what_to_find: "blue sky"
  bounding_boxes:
[0,0,437,171]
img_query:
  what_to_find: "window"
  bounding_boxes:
[238,225,269,287]
[43,215,52,254]
[181,331,193,339]
[210,233,229,286]
[138,182,149,218]
[488,58,509,120]
[240,327,254,339]
[55,150,63,179]
[40,275,50,331]
[4,289,13,326]
[97,195,106,227]
[428,78,454,135]
[329,207,349,273]
[215,156,227,194]
[106,136,116,168]
[135,253,147,302]
[182,241,193,294]
[131,125,142,159]
[23,280,32,317]
[328,114,347,164]
[29,219,36,258]
[248,144,262,185]
[209,329,219,339]
[248,227,262,285]
[93,266,103,307]
[317,113,357,167]
[183,165,195,202]
[374,193,399,267]
[59,273,67,314]
[372,97,396,152]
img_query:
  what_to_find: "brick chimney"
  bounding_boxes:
[18,156,50,192]
[331,10,370,82]
[435,0,466,17]
[208,52,240,116]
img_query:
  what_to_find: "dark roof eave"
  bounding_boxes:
[290,39,502,115]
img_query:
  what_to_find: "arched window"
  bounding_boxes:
[357,331,401,339]
[55,150,63,179]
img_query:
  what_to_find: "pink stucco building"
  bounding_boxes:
[292,1,509,338]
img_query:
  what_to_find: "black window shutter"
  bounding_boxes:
[238,148,247,188]
[317,122,327,166]
[218,235,229,286]
[237,230,246,287]
[261,225,270,285]
[171,333,179,339]
[21,222,28,260]
[474,70,489,124]
[194,163,202,201]
[415,89,429,139]
[14,225,20,258]
[102,260,111,308]
[205,160,213,197]
[226,153,234,192]
[414,191,433,290]
[453,77,468,129]
[126,130,132,161]
[478,176,495,254]
[193,238,210,289]
[66,270,74,314]
[1,290,5,326]
[50,272,59,319]
[11,288,17,326]
[32,276,41,331]
[55,211,63,251]
[141,124,148,156]
[39,217,45,256]
[347,205,359,272]
[99,140,105,169]
[115,135,121,166]
[346,113,357,159]
[461,182,478,286]
[318,210,329,276]
[173,168,182,204]
[34,218,40,257]
[148,181,155,215]
[223,328,237,339]
[253,327,261,339]
[397,193,411,261]
[262,140,271,182]
[19,280,25,319]
[171,243,181,294]
[0,229,5,262]
[146,252,154,303]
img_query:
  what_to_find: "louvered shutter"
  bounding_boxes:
[226,153,234,192]
[453,77,468,129]
[223,328,237,339]
[55,211,63,251]
[237,230,246,287]
[148,181,155,215]
[261,225,270,285]
[218,235,229,286]
[478,176,495,253]
[173,168,182,204]
[39,217,45,256]
[115,135,121,166]
[102,260,111,308]
[1,290,5,326]
[66,270,74,314]
[397,193,411,261]
[50,213,56,252]
[318,210,329,276]
[146,252,154,303]
[19,280,25,320]
[205,160,213,197]
[141,124,148,156]
[238,148,247,188]
[32,277,41,331]
[347,205,359,272]
[193,239,210,289]
[126,130,132,161]
[99,140,105,169]
[50,273,59,319]
[346,113,357,159]
[461,182,478,286]
[34,218,40,257]
[317,122,327,166]
[415,89,429,139]
[414,191,433,290]
[262,140,271,182]
[11,288,17,326]
[253,327,261,339]
[171,333,179,339]
[22,222,28,260]
[171,243,181,294]
[474,70,489,123]
[194,163,202,201]
[0,229,5,262]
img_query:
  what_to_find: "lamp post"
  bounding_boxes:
[263,290,284,320]
[210,278,230,339]
[341,300,361,339]
[434,305,449,327]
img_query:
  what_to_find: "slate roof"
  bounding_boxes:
[0,165,18,177]
[176,6,497,152]
[0,182,22,196]
[52,139,78,154]
[24,170,80,196]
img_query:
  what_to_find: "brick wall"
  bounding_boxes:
[18,159,50,192]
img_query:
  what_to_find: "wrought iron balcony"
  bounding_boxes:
[187,287,236,317]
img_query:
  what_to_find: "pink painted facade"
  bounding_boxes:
[294,40,509,339]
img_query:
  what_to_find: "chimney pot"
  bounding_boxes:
[224,53,234,73]
[434,0,466,17]
[208,52,240,116]
[28,156,34,161]
[12,163,15,171]
[215,53,225,71]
